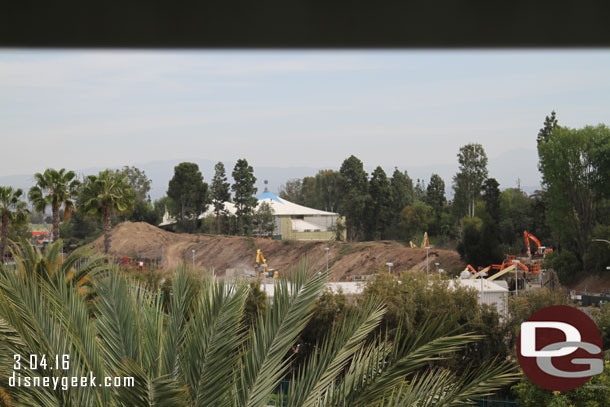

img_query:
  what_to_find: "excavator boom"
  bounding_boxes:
[255,249,278,278]
[469,266,490,279]
[524,230,552,257]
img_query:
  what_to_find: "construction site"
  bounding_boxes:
[87,221,464,280]
[88,221,568,290]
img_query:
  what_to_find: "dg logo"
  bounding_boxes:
[517,305,603,391]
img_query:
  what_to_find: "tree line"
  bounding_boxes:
[277,113,610,281]
[0,158,273,257]
[1,112,609,281]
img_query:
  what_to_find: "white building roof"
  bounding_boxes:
[257,192,338,216]
[447,279,508,293]
[198,192,338,220]
[200,202,238,218]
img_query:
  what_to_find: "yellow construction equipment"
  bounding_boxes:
[420,232,430,248]
[409,241,417,248]
[255,249,278,279]
[487,265,517,281]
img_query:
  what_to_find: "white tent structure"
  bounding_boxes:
[198,192,344,240]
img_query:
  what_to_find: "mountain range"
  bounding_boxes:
[0,148,542,204]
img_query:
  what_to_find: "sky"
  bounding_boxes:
[1,49,609,190]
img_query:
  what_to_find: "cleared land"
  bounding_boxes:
[86,222,464,280]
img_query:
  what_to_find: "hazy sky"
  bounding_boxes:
[1,49,609,179]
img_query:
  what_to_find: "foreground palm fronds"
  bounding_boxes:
[0,241,518,406]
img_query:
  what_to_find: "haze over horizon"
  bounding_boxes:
[2,49,609,198]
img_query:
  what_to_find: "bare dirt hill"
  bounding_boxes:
[86,222,465,280]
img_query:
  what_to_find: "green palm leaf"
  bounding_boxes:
[237,261,327,407]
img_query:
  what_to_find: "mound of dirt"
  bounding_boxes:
[86,222,465,280]
[566,274,610,295]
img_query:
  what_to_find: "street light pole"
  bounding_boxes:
[425,246,431,276]
[192,249,195,268]
[325,247,330,273]
[386,262,393,274]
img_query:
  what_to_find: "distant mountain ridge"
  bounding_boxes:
[0,148,542,203]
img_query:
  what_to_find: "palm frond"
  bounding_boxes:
[161,265,199,377]
[180,278,248,407]
[95,271,142,370]
[113,358,187,407]
[286,298,386,407]
[237,261,327,407]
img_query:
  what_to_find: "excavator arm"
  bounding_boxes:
[256,249,279,278]
[524,230,552,256]
[524,230,542,255]
[469,266,490,279]
[487,264,516,281]
[255,249,269,275]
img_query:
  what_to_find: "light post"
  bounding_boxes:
[435,262,440,274]
[325,247,330,273]
[425,246,431,276]
[386,262,393,274]
[191,249,195,268]
[512,259,520,295]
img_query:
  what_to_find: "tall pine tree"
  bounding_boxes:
[425,174,446,235]
[231,159,258,236]
[210,162,231,234]
[537,110,558,145]
[167,162,209,232]
[338,155,369,242]
[366,166,394,240]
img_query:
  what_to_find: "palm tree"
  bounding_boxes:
[10,238,107,298]
[0,247,518,407]
[28,168,81,242]
[0,186,28,261]
[81,170,135,254]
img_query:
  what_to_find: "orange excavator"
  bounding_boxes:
[466,265,490,279]
[523,230,553,260]
[487,255,539,283]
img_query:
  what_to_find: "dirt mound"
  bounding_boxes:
[87,222,465,280]
[566,274,610,295]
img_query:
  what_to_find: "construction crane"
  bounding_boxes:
[523,230,553,259]
[255,249,278,279]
